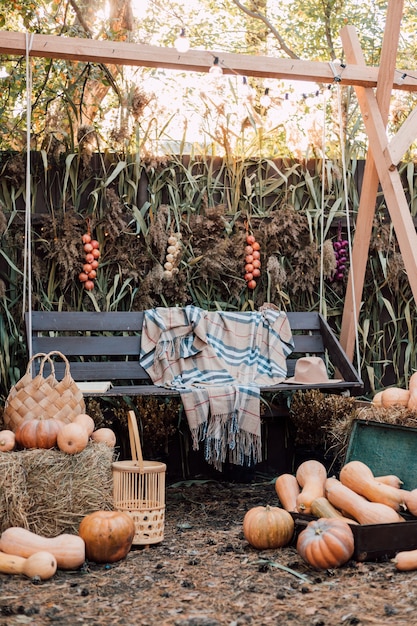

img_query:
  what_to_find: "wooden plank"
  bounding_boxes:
[1,29,417,91]
[387,106,417,166]
[339,2,405,361]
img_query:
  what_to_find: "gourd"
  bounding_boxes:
[404,489,417,516]
[275,474,300,512]
[295,460,327,514]
[90,427,117,447]
[381,387,410,407]
[79,510,135,563]
[394,548,417,571]
[57,422,89,454]
[296,518,355,570]
[243,505,294,550]
[310,497,358,524]
[0,429,15,452]
[339,461,407,511]
[72,413,95,437]
[0,550,57,580]
[375,475,403,489]
[0,527,86,570]
[15,417,63,450]
[408,372,417,411]
[325,477,404,525]
[371,391,383,406]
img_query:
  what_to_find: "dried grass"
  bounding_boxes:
[0,443,115,537]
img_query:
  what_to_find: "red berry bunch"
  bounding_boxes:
[79,231,100,291]
[244,233,261,290]
[332,237,349,282]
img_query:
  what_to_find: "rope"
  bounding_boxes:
[334,81,361,376]
[319,86,329,317]
[22,32,34,359]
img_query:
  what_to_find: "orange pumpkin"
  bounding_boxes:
[90,427,116,447]
[57,422,89,454]
[15,417,63,450]
[296,518,355,569]
[79,510,135,563]
[72,413,95,437]
[243,505,294,550]
[0,429,16,452]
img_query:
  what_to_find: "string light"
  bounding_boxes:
[174,28,190,53]
[209,57,223,76]
[260,87,271,108]
[397,72,407,85]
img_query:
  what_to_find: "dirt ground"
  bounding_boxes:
[1,478,417,626]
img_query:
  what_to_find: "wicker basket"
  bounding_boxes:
[112,411,166,546]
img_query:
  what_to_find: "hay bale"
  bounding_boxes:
[0,443,114,536]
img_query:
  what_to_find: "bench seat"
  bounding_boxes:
[25,310,363,397]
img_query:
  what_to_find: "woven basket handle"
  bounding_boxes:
[43,350,71,377]
[26,352,55,377]
[127,410,144,470]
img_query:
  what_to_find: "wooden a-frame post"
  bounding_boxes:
[1,0,417,368]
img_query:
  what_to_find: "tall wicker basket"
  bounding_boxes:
[112,411,166,545]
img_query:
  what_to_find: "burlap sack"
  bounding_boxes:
[3,351,85,432]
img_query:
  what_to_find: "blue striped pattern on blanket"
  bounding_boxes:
[140,306,294,469]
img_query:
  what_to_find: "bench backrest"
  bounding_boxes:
[25,310,363,392]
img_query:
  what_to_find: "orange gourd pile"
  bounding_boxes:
[244,233,261,290]
[372,371,417,411]
[78,230,101,291]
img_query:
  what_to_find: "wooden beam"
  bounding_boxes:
[339,0,405,362]
[387,106,417,166]
[341,23,417,343]
[1,29,417,91]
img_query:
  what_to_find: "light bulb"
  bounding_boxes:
[0,67,9,79]
[397,72,407,85]
[174,28,190,53]
[209,57,223,76]
[260,88,271,108]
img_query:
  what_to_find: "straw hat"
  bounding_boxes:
[286,356,342,384]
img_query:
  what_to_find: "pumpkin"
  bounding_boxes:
[90,427,116,447]
[72,413,95,437]
[275,473,300,512]
[57,422,89,454]
[394,548,417,571]
[325,477,404,525]
[296,518,355,569]
[0,550,57,580]
[371,391,384,406]
[409,372,417,391]
[295,460,327,514]
[79,510,135,563]
[15,416,63,450]
[0,429,16,452]
[0,527,85,570]
[408,391,417,412]
[339,460,407,511]
[242,505,294,550]
[381,387,410,407]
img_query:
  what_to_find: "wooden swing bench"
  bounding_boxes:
[25,310,363,401]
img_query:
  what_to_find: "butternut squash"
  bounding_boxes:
[404,489,417,516]
[375,475,403,489]
[408,392,417,412]
[371,391,384,407]
[310,496,358,524]
[409,372,417,391]
[295,460,327,514]
[0,527,85,570]
[275,473,300,512]
[0,550,57,580]
[339,461,407,511]
[325,477,404,525]
[394,548,417,571]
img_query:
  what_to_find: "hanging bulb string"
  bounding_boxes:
[23,31,34,359]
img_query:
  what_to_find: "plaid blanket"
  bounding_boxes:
[140,306,294,470]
